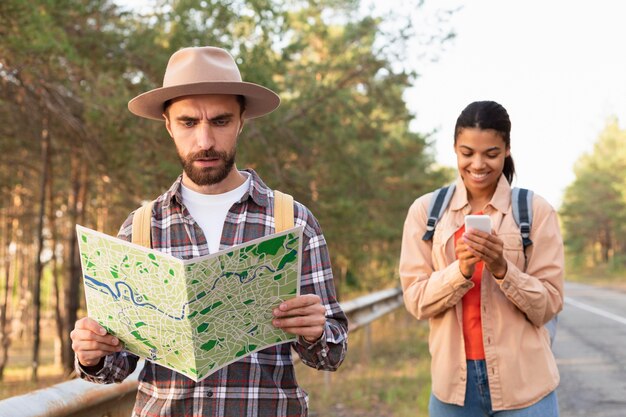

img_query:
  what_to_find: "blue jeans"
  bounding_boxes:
[429,360,559,417]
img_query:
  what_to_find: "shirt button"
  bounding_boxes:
[207,389,214,398]
[502,282,510,290]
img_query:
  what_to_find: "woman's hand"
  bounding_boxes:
[462,229,508,279]
[455,237,481,278]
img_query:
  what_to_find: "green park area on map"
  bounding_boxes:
[76,225,303,382]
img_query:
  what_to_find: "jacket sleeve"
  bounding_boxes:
[291,203,348,371]
[75,213,140,384]
[495,195,564,326]
[399,195,473,320]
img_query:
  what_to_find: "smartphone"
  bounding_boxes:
[465,215,491,233]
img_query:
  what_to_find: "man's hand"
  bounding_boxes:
[272,294,326,343]
[70,317,122,367]
[462,229,508,279]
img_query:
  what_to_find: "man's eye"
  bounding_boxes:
[213,119,229,127]
[462,153,472,157]
[183,121,196,127]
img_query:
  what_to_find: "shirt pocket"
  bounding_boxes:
[499,232,525,270]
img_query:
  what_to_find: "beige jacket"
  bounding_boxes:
[399,175,564,411]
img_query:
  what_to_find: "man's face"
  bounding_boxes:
[164,94,244,189]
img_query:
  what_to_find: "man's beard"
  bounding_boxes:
[179,148,236,186]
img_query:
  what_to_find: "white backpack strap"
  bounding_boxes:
[131,201,155,248]
[274,190,294,232]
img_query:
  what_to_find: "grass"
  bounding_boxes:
[564,263,626,289]
[297,309,432,417]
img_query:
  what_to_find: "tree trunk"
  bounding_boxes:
[604,225,612,263]
[5,184,22,371]
[0,212,15,379]
[47,148,65,368]
[13,243,30,342]
[63,155,88,373]
[10,181,30,343]
[31,118,51,382]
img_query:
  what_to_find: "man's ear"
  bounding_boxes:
[163,113,174,138]
[238,118,245,135]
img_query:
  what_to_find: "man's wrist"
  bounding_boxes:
[80,357,105,374]
[299,331,325,347]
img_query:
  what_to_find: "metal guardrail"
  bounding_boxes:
[341,287,404,331]
[0,366,142,417]
[0,287,404,417]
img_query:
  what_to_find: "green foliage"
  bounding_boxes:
[560,118,626,268]
[0,0,453,301]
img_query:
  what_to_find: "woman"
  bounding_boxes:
[400,101,563,416]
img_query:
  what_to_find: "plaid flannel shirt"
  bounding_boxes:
[77,169,348,417]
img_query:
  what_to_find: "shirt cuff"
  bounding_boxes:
[494,259,516,284]
[449,260,474,289]
[75,354,113,380]
[297,330,326,349]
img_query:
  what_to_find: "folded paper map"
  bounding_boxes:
[76,225,303,382]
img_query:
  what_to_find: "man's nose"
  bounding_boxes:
[195,123,215,149]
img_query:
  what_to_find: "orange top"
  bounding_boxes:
[455,222,485,360]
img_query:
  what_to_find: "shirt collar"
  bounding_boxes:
[161,168,271,209]
[449,174,512,213]
[241,168,271,207]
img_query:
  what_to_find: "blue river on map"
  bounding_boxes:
[83,245,296,321]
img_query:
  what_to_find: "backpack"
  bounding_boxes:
[130,190,295,248]
[421,183,558,346]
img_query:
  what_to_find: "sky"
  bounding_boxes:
[389,0,626,208]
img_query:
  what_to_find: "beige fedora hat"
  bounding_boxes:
[128,46,280,120]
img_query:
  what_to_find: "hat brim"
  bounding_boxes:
[128,81,280,121]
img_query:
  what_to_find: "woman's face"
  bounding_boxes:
[454,127,510,197]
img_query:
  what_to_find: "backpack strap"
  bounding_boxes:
[132,201,155,248]
[422,184,456,241]
[274,190,295,232]
[131,191,294,248]
[511,187,534,249]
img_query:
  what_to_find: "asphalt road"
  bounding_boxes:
[554,282,626,417]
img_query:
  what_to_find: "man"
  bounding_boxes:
[70,46,348,416]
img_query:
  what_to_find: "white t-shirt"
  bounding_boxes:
[180,173,250,254]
